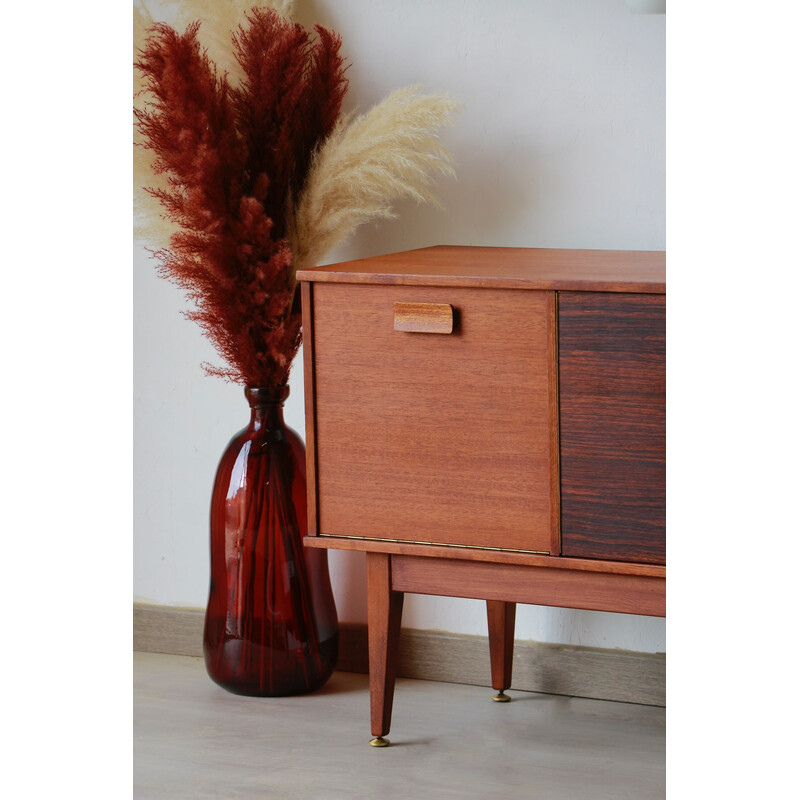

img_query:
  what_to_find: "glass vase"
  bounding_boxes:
[203,385,338,696]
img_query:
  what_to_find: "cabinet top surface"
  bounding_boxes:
[296,245,666,293]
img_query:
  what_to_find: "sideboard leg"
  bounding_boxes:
[366,552,404,746]
[487,600,516,702]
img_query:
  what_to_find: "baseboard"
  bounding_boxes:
[133,602,665,707]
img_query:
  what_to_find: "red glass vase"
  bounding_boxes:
[203,385,338,696]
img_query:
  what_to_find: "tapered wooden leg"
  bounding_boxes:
[366,552,404,745]
[487,600,516,701]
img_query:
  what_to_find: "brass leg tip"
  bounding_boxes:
[492,691,511,703]
[369,737,390,747]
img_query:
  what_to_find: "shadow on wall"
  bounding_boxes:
[291,0,538,257]
[328,550,368,625]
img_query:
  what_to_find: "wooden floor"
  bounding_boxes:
[134,652,665,799]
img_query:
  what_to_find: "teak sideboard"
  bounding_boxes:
[297,246,666,746]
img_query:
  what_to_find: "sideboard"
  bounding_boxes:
[297,246,665,746]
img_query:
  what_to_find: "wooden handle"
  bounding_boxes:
[393,302,454,334]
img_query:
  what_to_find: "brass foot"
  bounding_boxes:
[492,691,511,703]
[369,737,390,747]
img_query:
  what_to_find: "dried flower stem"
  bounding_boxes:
[288,86,461,276]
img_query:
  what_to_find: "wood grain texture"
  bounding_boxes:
[391,556,666,617]
[297,245,666,293]
[393,301,454,333]
[366,553,405,738]
[547,291,562,554]
[304,536,666,578]
[300,281,319,536]
[311,282,556,553]
[487,601,516,692]
[558,292,665,564]
[133,604,204,657]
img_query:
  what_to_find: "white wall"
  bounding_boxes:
[134,0,665,653]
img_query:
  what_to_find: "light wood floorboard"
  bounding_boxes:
[134,652,665,799]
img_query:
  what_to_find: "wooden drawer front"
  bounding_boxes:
[310,283,557,553]
[558,292,665,564]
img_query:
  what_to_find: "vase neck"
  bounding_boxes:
[245,385,289,431]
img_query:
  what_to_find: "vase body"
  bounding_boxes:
[203,386,338,696]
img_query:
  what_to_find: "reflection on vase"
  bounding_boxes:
[203,385,338,696]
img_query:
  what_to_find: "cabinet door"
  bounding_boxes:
[309,282,558,553]
[558,292,665,564]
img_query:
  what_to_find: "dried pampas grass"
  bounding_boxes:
[133,2,174,248]
[134,6,347,386]
[162,0,295,81]
[133,0,296,248]
[288,86,461,276]
[135,1,294,80]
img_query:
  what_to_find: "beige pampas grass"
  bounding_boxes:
[287,86,461,275]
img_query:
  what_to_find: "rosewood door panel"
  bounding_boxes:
[558,292,665,564]
[310,282,557,553]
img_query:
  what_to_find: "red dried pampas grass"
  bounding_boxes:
[134,7,347,387]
